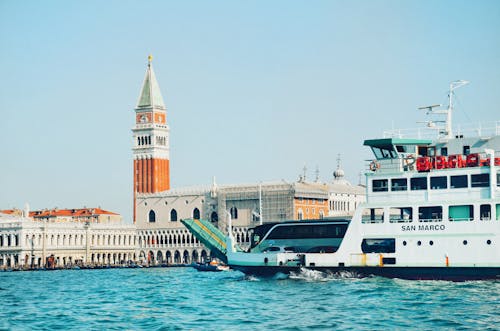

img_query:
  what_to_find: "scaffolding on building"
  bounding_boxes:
[217,182,294,234]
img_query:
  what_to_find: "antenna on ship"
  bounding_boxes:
[259,182,263,225]
[447,80,469,138]
[417,80,469,139]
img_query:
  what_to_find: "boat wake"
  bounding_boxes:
[289,268,362,281]
[243,272,289,281]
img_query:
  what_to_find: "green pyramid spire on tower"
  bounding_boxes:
[136,55,166,109]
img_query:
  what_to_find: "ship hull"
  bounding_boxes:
[230,265,500,281]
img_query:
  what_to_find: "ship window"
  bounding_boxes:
[480,204,491,221]
[391,178,407,191]
[497,204,500,221]
[389,207,412,223]
[418,146,428,157]
[498,173,500,187]
[418,206,442,222]
[361,238,395,253]
[373,146,397,159]
[266,223,348,240]
[410,177,427,190]
[372,179,388,192]
[449,205,473,222]
[396,145,415,153]
[451,175,468,188]
[463,145,470,155]
[430,176,447,189]
[362,208,384,223]
[441,147,448,156]
[471,174,489,188]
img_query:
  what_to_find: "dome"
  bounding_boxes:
[333,168,345,179]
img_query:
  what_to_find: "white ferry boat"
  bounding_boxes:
[226,81,500,280]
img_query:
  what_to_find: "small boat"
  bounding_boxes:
[192,260,229,272]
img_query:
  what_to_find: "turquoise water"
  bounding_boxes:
[0,268,498,330]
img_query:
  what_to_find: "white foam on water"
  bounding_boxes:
[244,274,261,282]
[289,268,362,282]
[272,272,289,280]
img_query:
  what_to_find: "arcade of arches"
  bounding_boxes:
[137,227,251,264]
[0,220,251,269]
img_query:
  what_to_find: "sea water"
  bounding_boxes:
[0,267,498,330]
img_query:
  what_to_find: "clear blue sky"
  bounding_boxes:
[1,1,499,223]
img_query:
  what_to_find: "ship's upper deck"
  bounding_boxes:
[363,123,500,205]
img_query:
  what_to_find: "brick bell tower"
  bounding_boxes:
[132,55,170,223]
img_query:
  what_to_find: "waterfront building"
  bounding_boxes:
[0,211,136,269]
[132,57,365,265]
[327,159,366,217]
[135,179,334,264]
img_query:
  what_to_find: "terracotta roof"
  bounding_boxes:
[1,208,119,218]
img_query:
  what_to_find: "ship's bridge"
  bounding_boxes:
[364,138,432,174]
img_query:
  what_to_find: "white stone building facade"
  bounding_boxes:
[0,212,136,269]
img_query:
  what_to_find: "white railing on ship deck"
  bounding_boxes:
[383,121,500,139]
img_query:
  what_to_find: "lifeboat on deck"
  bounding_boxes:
[416,157,432,172]
[433,156,448,169]
[447,154,464,168]
[466,153,480,167]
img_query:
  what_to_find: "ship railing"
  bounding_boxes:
[383,121,500,139]
[366,157,410,173]
[389,217,412,223]
[418,218,443,223]
[361,215,384,224]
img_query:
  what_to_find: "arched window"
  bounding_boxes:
[149,210,156,223]
[193,208,200,220]
[230,207,238,219]
[319,210,324,219]
[170,209,178,222]
[211,212,218,222]
[297,209,303,220]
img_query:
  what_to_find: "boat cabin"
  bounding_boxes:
[248,220,350,254]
